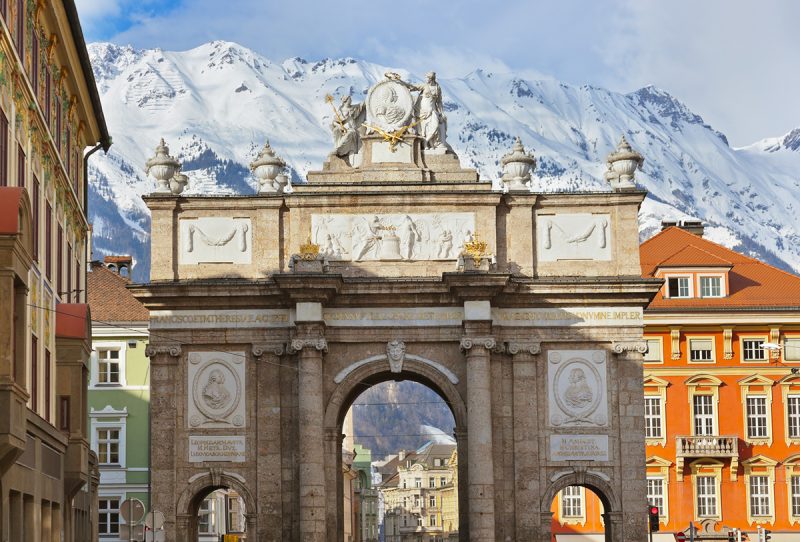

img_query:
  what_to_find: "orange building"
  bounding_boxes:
[551,222,800,541]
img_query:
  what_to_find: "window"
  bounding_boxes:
[97,349,121,385]
[693,395,715,436]
[784,338,800,362]
[14,0,23,54]
[789,396,800,439]
[44,68,51,124]
[55,96,61,152]
[429,515,436,526]
[415,477,421,488]
[429,477,435,488]
[57,224,63,297]
[416,516,423,526]
[561,486,583,517]
[30,335,37,413]
[98,498,120,535]
[45,202,52,279]
[44,349,50,423]
[696,476,717,518]
[647,478,665,516]
[743,339,766,362]
[17,144,24,188]
[66,244,72,301]
[689,338,714,362]
[97,428,120,465]
[792,476,800,517]
[746,396,769,439]
[668,276,690,298]
[32,176,38,262]
[198,498,214,534]
[440,477,446,487]
[31,25,38,96]
[429,495,436,507]
[645,396,663,439]
[699,276,722,297]
[644,338,662,363]
[749,475,771,517]
[59,396,70,431]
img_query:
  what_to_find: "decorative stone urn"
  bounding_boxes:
[145,139,181,194]
[500,136,536,191]
[169,172,189,195]
[249,140,287,194]
[604,135,644,190]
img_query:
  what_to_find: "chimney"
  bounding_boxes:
[661,219,704,237]
[103,255,133,278]
[398,450,406,462]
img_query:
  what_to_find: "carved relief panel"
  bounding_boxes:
[537,213,612,261]
[547,350,608,427]
[188,351,246,428]
[311,213,475,261]
[179,217,252,265]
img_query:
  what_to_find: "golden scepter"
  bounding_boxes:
[325,94,346,131]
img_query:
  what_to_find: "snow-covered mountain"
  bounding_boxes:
[86,40,800,282]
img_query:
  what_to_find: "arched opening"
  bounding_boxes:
[177,473,256,542]
[549,485,609,542]
[325,357,467,542]
[542,472,619,542]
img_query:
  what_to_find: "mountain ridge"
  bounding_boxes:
[85,40,800,282]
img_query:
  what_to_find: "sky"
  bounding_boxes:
[74,0,800,147]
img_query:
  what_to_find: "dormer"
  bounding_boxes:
[653,245,733,300]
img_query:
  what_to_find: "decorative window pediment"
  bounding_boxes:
[739,375,774,446]
[785,454,800,525]
[780,375,800,446]
[644,377,669,447]
[743,455,777,526]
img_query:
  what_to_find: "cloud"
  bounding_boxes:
[80,0,799,145]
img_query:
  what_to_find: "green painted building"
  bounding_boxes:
[87,257,151,540]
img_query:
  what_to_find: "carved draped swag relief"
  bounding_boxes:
[179,217,252,264]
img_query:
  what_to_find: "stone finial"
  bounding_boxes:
[145,138,182,194]
[604,135,644,190]
[249,140,288,194]
[500,136,536,191]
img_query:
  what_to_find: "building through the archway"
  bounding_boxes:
[131,72,661,541]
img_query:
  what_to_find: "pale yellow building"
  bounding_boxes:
[0,1,110,541]
[439,450,458,540]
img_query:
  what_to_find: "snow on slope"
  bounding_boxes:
[86,41,800,282]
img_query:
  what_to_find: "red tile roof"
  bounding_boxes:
[640,227,800,309]
[55,303,90,340]
[87,262,149,322]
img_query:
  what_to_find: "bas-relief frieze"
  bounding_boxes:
[188,352,246,429]
[179,217,252,265]
[547,350,608,428]
[537,213,612,261]
[311,213,474,261]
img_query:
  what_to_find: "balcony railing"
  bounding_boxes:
[675,435,738,457]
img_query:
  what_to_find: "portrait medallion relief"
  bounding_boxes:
[187,352,246,428]
[547,349,608,427]
[366,80,414,132]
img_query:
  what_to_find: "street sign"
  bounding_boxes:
[120,498,146,525]
[144,511,165,530]
[675,533,687,542]
[119,524,145,541]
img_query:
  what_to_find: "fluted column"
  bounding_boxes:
[507,341,542,541]
[460,336,497,541]
[291,336,328,542]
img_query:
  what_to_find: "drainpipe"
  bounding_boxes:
[82,140,109,297]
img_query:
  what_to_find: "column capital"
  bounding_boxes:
[289,338,328,354]
[251,342,287,358]
[460,336,496,352]
[506,341,541,356]
[144,344,182,358]
[611,340,648,355]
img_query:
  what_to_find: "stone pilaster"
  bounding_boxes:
[144,344,182,542]
[460,335,497,541]
[290,334,328,542]
[507,341,542,541]
[252,342,287,541]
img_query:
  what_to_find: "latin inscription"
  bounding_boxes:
[189,436,246,463]
[151,310,290,329]
[550,435,609,461]
[493,307,642,327]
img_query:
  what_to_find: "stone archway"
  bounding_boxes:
[323,354,468,542]
[175,471,257,542]
[540,470,621,542]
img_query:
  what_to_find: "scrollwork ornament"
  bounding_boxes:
[252,343,286,358]
[506,341,542,356]
[460,337,497,352]
[289,338,328,354]
[145,344,182,358]
[611,341,648,355]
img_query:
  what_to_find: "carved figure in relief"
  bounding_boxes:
[400,215,421,259]
[563,368,593,409]
[373,85,407,127]
[202,369,232,410]
[437,230,453,259]
[355,216,384,261]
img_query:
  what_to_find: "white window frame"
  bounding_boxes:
[643,337,664,364]
[791,474,800,522]
[688,336,716,363]
[695,475,719,519]
[789,394,800,442]
[90,341,128,388]
[90,406,128,469]
[749,475,771,518]
[784,337,800,363]
[743,456,777,525]
[741,336,768,363]
[739,375,774,446]
[647,477,666,517]
[197,496,216,535]
[692,394,716,436]
[746,395,769,440]
[645,396,664,440]
[561,486,583,518]
[698,275,724,298]
[98,496,121,536]
[666,275,692,298]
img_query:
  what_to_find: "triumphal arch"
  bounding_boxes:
[132,71,661,541]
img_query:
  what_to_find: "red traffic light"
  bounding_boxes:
[650,506,659,515]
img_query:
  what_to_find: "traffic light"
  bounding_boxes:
[728,531,735,542]
[763,529,771,542]
[648,505,659,532]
